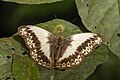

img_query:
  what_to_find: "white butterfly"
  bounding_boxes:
[18,25,103,69]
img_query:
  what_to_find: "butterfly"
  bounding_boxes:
[18,25,103,69]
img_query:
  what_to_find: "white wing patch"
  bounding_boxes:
[28,25,50,38]
[26,25,50,45]
[59,46,75,61]
[40,44,50,60]
[70,33,97,49]
[26,26,51,59]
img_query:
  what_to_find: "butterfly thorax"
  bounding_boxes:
[53,36,65,67]
[57,35,64,46]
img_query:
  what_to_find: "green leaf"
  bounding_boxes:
[2,0,63,4]
[0,38,22,80]
[36,19,81,37]
[0,36,40,80]
[109,27,120,57]
[0,19,109,80]
[75,0,120,57]
[12,56,40,80]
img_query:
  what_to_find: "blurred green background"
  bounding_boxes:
[0,0,120,80]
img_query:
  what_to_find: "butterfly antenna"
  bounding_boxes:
[54,15,57,19]
[72,18,77,23]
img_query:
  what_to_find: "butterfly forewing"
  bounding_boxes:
[56,33,103,69]
[18,25,56,68]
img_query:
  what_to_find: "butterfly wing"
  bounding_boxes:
[56,33,103,69]
[18,25,56,68]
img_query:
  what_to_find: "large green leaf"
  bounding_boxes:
[0,19,109,80]
[109,27,120,57]
[0,38,23,80]
[75,0,120,57]
[12,56,40,80]
[2,0,63,4]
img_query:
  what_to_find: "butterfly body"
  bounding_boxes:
[18,25,103,69]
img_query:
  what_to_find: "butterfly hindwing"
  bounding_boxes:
[56,33,103,69]
[18,25,56,68]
